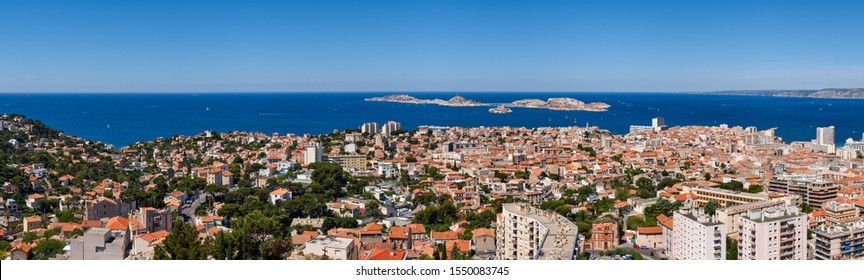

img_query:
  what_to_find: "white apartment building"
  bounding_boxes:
[303,143,322,165]
[737,206,807,260]
[496,203,579,260]
[381,121,401,136]
[672,207,726,260]
[361,122,379,134]
[716,199,785,235]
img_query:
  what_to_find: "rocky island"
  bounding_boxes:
[488,105,513,114]
[509,98,611,112]
[364,94,488,106]
[366,95,611,112]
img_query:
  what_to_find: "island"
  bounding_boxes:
[364,94,488,106]
[509,98,611,112]
[365,95,611,112]
[488,105,513,114]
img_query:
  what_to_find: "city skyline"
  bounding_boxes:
[2,0,864,93]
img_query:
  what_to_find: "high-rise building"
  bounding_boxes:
[381,121,401,136]
[652,116,665,128]
[496,203,579,260]
[812,126,836,153]
[737,206,807,260]
[671,207,726,260]
[361,122,379,134]
[303,143,322,165]
[816,126,835,146]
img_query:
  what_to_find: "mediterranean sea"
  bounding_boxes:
[1,93,861,148]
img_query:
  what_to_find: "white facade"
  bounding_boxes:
[303,235,357,260]
[381,121,401,136]
[496,203,579,260]
[737,206,807,260]
[361,122,379,134]
[303,143,322,165]
[671,208,726,260]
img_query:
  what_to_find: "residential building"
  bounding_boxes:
[636,227,664,250]
[23,215,42,232]
[303,143,322,165]
[737,206,807,260]
[130,207,172,233]
[672,207,726,260]
[689,186,770,208]
[769,176,838,209]
[822,201,860,227]
[269,188,293,205]
[361,122,379,134]
[471,228,495,255]
[324,155,368,170]
[658,214,674,256]
[586,222,618,250]
[381,121,401,136]
[716,200,785,235]
[303,235,358,260]
[813,220,864,260]
[496,203,579,260]
[70,227,130,260]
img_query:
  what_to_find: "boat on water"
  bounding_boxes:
[488,105,512,114]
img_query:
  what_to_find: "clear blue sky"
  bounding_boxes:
[2,0,863,92]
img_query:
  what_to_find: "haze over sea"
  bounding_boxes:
[1,93,861,148]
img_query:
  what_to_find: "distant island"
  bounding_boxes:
[692,88,864,99]
[365,94,611,112]
[509,98,611,112]
[364,94,487,106]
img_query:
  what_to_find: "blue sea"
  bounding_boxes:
[1,93,862,147]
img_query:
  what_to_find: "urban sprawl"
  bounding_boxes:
[1,114,863,260]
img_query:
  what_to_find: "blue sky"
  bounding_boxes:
[1,0,862,92]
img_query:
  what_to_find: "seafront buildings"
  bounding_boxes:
[737,206,807,260]
[496,203,579,260]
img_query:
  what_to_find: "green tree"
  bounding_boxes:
[626,216,645,230]
[703,201,720,216]
[211,211,293,260]
[800,203,814,214]
[31,239,65,260]
[726,236,738,260]
[154,220,209,260]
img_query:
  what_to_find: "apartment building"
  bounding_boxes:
[323,155,367,170]
[737,206,807,260]
[716,200,785,235]
[586,222,618,250]
[813,220,864,260]
[688,186,770,208]
[130,207,172,233]
[496,203,579,260]
[822,201,860,227]
[671,207,726,260]
[769,175,838,209]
